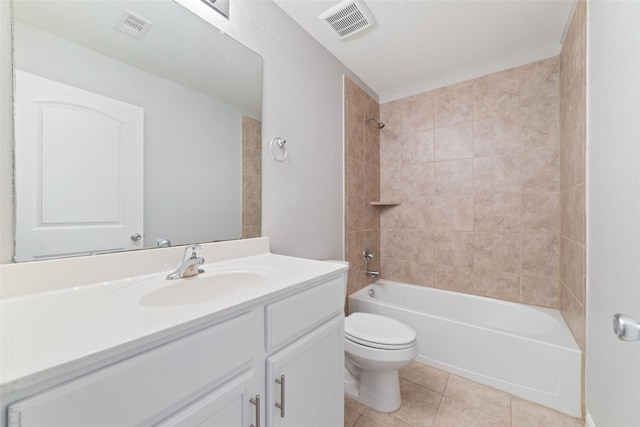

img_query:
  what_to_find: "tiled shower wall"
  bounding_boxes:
[344,77,381,297]
[559,0,586,351]
[242,116,262,239]
[379,58,560,307]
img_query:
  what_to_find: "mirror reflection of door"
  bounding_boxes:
[14,70,144,261]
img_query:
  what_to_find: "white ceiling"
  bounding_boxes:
[274,0,576,102]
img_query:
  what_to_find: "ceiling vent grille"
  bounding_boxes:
[114,9,153,40]
[319,0,376,40]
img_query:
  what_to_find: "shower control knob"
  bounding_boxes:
[363,249,374,264]
[613,313,640,341]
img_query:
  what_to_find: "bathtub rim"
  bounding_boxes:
[349,280,580,352]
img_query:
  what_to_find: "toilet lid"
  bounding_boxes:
[345,313,416,348]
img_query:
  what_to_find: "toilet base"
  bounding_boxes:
[345,368,401,413]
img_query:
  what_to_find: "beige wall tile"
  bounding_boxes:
[346,158,365,198]
[522,234,559,277]
[521,193,559,234]
[346,196,366,232]
[474,114,520,157]
[473,67,520,120]
[473,232,521,273]
[434,231,474,267]
[434,80,474,128]
[435,265,474,293]
[474,154,521,194]
[380,164,403,200]
[374,59,562,307]
[400,196,435,230]
[559,236,586,304]
[382,258,435,287]
[401,163,435,197]
[560,125,585,190]
[434,122,474,161]
[380,131,402,166]
[401,130,435,164]
[380,99,406,135]
[404,91,435,133]
[522,149,559,193]
[434,159,474,195]
[474,193,521,232]
[520,275,558,308]
[435,195,474,231]
[381,228,434,264]
[558,1,586,357]
[520,57,559,112]
[365,164,380,202]
[521,105,559,151]
[365,128,380,167]
[559,184,585,244]
[380,205,402,229]
[560,283,586,350]
[473,269,521,300]
[242,171,261,201]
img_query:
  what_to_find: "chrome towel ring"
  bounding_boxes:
[270,137,288,162]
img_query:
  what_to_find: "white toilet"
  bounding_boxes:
[344,312,418,412]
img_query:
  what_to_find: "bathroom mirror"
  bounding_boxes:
[11,0,262,261]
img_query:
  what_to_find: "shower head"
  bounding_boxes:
[365,117,385,129]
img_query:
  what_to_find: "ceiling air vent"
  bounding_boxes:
[319,0,377,40]
[114,9,153,40]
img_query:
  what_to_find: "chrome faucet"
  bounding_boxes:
[166,244,205,280]
[366,270,380,278]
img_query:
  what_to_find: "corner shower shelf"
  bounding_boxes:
[370,201,400,206]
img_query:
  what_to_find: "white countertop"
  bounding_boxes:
[0,252,347,394]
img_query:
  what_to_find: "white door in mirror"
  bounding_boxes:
[14,70,144,261]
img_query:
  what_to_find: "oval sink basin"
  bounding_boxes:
[140,272,267,307]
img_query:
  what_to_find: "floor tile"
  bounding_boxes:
[511,396,583,427]
[400,361,450,393]
[443,374,512,421]
[433,396,510,427]
[354,408,413,427]
[345,396,367,427]
[391,379,441,427]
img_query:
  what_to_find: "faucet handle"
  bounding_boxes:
[184,244,203,260]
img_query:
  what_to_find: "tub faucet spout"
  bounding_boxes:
[167,244,205,280]
[366,270,379,278]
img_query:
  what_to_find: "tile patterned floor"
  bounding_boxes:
[345,361,584,427]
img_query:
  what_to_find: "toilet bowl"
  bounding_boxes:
[344,312,418,412]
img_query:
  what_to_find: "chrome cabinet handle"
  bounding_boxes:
[275,375,285,418]
[613,313,640,341]
[249,394,260,427]
[130,233,142,241]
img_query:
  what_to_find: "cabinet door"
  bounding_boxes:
[156,369,259,427]
[266,315,344,427]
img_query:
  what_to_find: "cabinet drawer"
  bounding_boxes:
[266,277,345,351]
[8,312,256,427]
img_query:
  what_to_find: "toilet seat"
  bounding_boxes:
[345,313,417,350]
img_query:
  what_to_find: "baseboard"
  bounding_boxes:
[585,412,596,427]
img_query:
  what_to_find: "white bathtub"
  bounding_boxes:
[348,280,581,417]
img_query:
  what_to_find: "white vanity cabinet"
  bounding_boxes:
[264,277,345,427]
[266,316,344,427]
[7,311,261,427]
[4,272,346,427]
